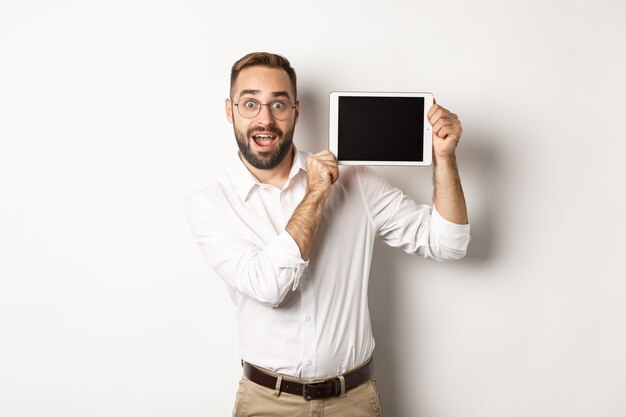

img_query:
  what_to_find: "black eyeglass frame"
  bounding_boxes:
[230,98,296,121]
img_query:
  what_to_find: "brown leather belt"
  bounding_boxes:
[242,358,374,400]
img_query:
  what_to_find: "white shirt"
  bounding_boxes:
[186,149,470,378]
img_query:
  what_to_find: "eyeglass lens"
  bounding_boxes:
[236,98,293,120]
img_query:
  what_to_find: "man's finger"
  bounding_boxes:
[429,107,447,125]
[430,109,458,128]
[435,121,462,140]
[427,103,441,119]
[320,158,339,184]
[437,126,456,139]
[432,118,454,135]
[314,150,337,161]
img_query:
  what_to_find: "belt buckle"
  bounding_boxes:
[302,379,339,401]
[302,380,323,401]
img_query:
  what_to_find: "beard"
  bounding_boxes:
[234,123,295,170]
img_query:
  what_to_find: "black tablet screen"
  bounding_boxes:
[338,96,425,162]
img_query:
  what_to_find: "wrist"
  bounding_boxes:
[305,187,330,203]
[433,153,457,167]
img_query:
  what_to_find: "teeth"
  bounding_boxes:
[252,134,275,146]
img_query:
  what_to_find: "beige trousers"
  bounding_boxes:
[232,376,384,417]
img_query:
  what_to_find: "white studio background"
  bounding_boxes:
[1,0,625,416]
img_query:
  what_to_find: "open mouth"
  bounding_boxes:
[251,133,278,149]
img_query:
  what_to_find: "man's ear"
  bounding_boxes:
[225,98,233,124]
[294,100,300,124]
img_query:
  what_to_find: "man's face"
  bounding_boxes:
[226,66,299,170]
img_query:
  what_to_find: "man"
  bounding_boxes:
[186,52,470,417]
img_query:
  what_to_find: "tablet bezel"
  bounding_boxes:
[329,91,434,166]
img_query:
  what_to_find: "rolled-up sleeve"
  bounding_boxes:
[186,195,309,307]
[426,206,471,260]
[358,166,471,261]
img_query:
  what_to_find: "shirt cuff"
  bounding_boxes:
[431,206,471,250]
[268,230,309,291]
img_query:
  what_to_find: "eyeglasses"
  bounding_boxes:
[232,98,295,120]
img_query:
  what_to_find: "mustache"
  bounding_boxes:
[248,126,283,137]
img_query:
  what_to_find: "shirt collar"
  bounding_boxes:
[229,147,307,201]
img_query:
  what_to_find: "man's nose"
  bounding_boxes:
[257,104,275,123]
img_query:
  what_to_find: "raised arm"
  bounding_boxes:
[428,103,468,225]
[186,151,339,308]
[285,150,339,260]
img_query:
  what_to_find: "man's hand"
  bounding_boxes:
[428,103,463,160]
[305,150,339,199]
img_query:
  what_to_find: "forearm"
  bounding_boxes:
[285,190,328,260]
[186,195,308,307]
[433,155,468,225]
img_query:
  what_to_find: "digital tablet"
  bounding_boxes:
[329,91,434,165]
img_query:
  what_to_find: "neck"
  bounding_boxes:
[240,146,295,189]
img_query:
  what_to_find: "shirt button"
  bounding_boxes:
[305,315,311,323]
[307,360,312,366]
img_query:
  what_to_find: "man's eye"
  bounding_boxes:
[243,101,257,108]
[271,101,286,110]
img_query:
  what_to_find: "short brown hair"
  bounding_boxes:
[230,52,297,99]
